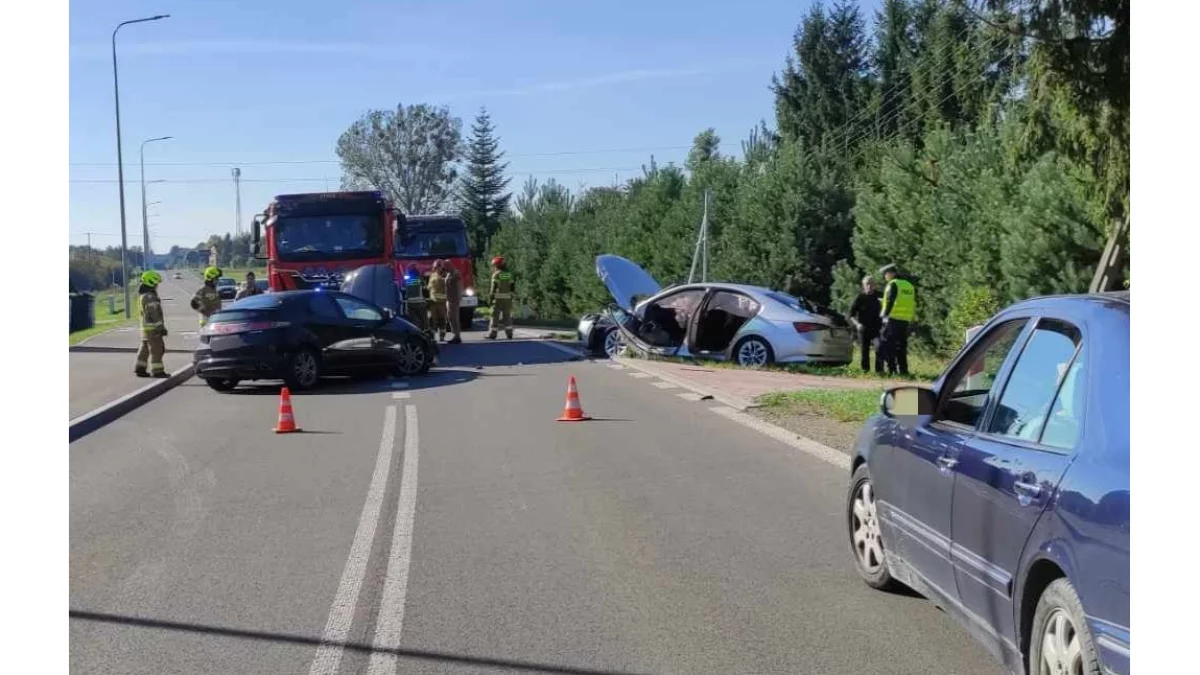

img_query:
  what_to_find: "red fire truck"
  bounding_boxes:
[251,191,399,291]
[394,214,479,329]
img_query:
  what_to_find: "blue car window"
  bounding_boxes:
[939,319,1026,428]
[986,319,1082,445]
[1038,348,1086,449]
[335,295,383,322]
[308,294,343,320]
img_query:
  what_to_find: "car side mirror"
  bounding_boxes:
[380,308,394,321]
[881,385,937,426]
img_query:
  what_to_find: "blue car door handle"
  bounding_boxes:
[1014,480,1042,505]
[937,455,958,473]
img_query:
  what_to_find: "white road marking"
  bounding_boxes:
[677,392,704,402]
[391,392,411,400]
[628,372,651,379]
[608,364,626,370]
[391,381,409,389]
[366,405,421,675]
[652,381,675,389]
[307,406,398,675]
[709,406,850,470]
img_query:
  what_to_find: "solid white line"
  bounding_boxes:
[391,392,411,400]
[709,406,850,470]
[366,404,421,675]
[308,405,398,675]
[652,381,675,389]
[677,392,704,402]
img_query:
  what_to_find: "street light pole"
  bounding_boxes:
[232,168,242,238]
[140,135,173,272]
[112,13,170,318]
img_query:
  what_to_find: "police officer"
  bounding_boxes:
[878,263,916,377]
[443,261,463,344]
[234,271,261,300]
[848,275,884,374]
[486,256,515,340]
[401,267,428,333]
[427,260,450,342]
[134,270,169,378]
[191,266,224,327]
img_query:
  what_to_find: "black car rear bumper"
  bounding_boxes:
[194,346,289,381]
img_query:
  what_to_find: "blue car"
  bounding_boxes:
[847,291,1129,675]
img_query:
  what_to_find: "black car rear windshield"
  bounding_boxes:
[229,294,284,310]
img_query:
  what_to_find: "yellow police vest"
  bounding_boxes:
[884,279,916,321]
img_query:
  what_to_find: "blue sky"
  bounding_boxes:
[70,0,879,252]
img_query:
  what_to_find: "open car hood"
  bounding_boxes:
[596,255,661,312]
[340,263,402,313]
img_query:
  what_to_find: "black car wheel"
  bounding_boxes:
[847,463,898,591]
[394,338,432,376]
[1028,578,1103,675]
[284,348,321,390]
[205,377,239,392]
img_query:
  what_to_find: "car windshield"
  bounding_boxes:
[395,229,468,258]
[217,278,237,287]
[274,214,385,262]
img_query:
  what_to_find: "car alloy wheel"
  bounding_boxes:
[736,338,770,367]
[293,350,319,388]
[852,480,884,575]
[395,340,427,376]
[603,328,625,358]
[1037,609,1083,675]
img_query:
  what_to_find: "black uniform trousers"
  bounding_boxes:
[859,326,883,374]
[879,319,910,376]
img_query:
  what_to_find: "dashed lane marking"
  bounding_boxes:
[391,392,411,400]
[628,372,652,379]
[652,381,676,389]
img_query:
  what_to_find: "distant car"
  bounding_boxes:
[216,277,238,300]
[194,289,437,392]
[847,291,1130,675]
[577,254,854,367]
[173,271,182,280]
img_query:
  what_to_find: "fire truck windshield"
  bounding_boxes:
[274,214,384,262]
[395,229,468,258]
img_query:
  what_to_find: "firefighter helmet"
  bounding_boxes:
[141,270,162,287]
[491,256,505,268]
[204,266,222,281]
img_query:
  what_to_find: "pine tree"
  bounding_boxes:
[458,107,512,256]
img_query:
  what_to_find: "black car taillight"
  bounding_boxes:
[203,320,291,336]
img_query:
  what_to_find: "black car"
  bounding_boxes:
[194,289,436,392]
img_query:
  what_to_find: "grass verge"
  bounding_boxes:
[69,289,136,345]
[756,388,884,424]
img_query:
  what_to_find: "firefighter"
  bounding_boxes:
[486,256,515,340]
[234,271,261,300]
[191,266,224,327]
[134,270,169,378]
[443,260,463,344]
[878,263,916,377]
[427,260,450,342]
[401,267,428,333]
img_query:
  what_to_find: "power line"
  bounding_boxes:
[69,166,649,185]
[68,145,692,168]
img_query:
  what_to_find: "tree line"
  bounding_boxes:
[174,0,1127,353]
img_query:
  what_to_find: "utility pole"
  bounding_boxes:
[232,167,242,237]
[688,189,711,284]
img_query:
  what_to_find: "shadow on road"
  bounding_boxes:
[70,345,193,355]
[177,365,530,396]
[70,609,654,675]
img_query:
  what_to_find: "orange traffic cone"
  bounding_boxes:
[556,376,591,422]
[274,387,302,433]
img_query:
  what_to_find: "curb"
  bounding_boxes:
[613,356,757,411]
[69,363,196,443]
[69,345,193,355]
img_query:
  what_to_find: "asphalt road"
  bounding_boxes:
[69,333,1003,675]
